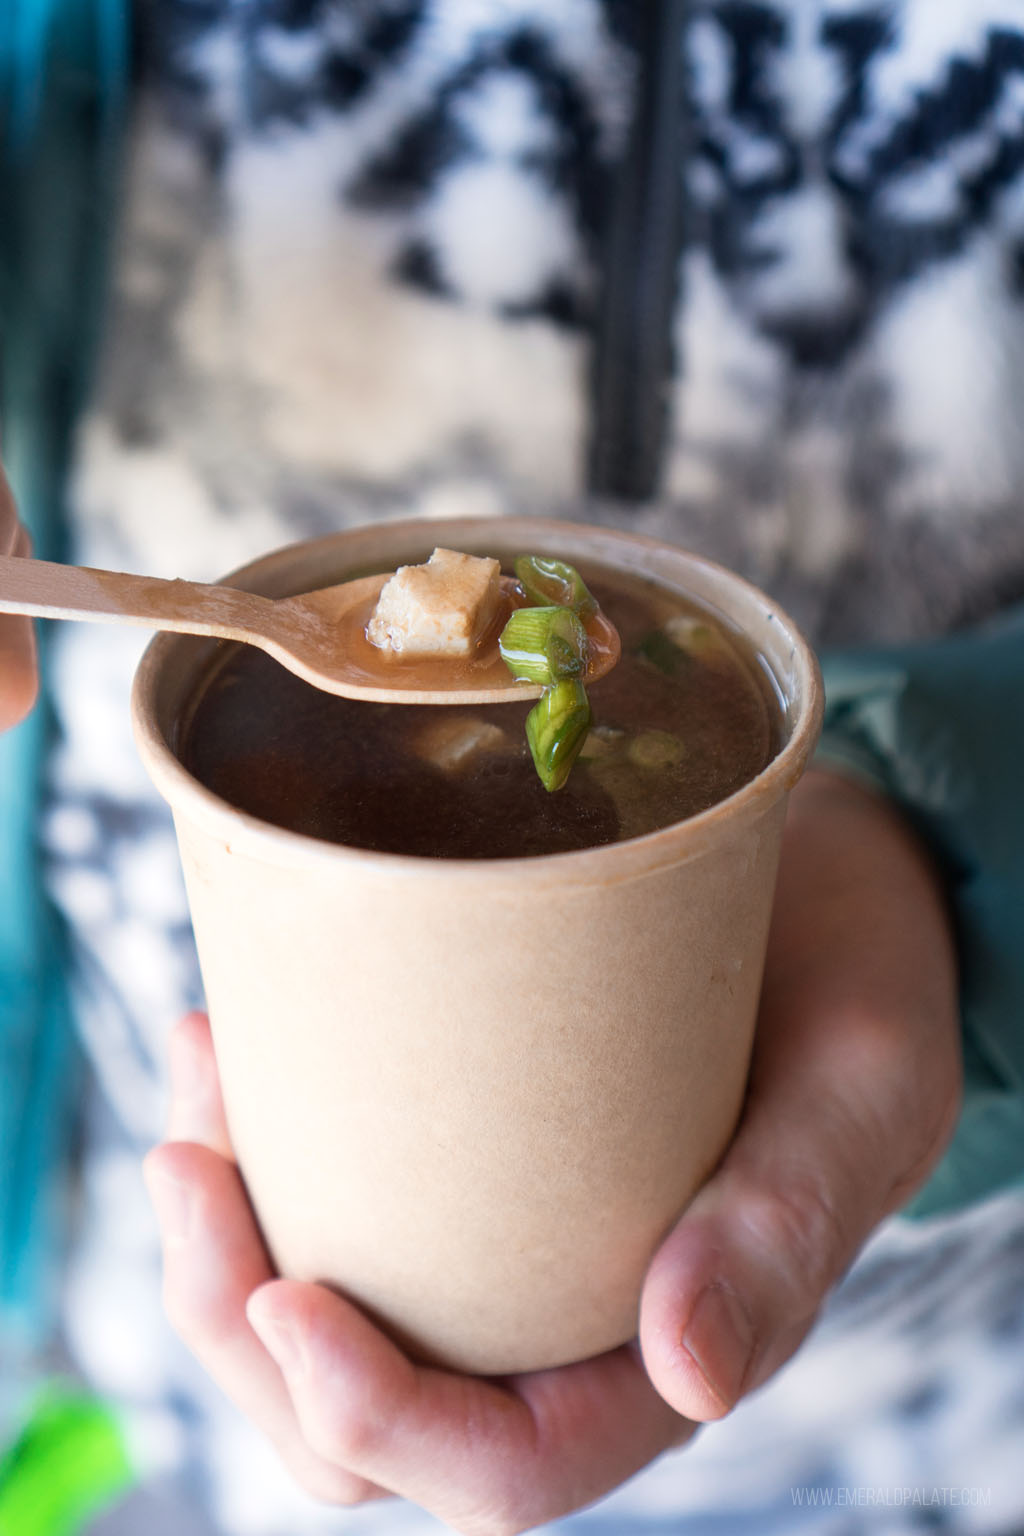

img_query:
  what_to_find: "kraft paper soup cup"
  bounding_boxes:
[132,517,823,1375]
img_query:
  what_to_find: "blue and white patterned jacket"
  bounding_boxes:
[3,4,1024,1533]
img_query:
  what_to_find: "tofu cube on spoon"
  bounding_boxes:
[367,547,502,658]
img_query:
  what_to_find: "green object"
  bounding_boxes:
[513,555,597,618]
[499,604,588,685]
[525,680,592,793]
[628,729,685,770]
[817,600,1024,1217]
[638,629,688,676]
[502,557,596,789]
[0,1386,133,1536]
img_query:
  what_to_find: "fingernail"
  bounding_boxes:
[682,1282,755,1412]
[145,1165,197,1246]
[248,1299,307,1379]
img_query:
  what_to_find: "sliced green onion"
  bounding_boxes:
[638,616,719,675]
[637,629,687,676]
[499,605,589,686]
[514,555,597,618]
[525,680,592,793]
[507,554,598,790]
[627,730,685,769]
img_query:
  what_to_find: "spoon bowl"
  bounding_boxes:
[0,555,619,704]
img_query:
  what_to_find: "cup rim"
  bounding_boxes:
[131,517,824,887]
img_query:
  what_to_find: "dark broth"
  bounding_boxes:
[179,561,782,859]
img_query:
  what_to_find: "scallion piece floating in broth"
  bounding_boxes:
[525,679,592,793]
[498,604,588,686]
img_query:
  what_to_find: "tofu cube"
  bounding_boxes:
[366,547,502,658]
[415,716,512,773]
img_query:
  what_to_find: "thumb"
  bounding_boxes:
[638,1123,863,1421]
[638,771,961,1422]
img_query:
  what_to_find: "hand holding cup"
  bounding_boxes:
[144,768,961,1532]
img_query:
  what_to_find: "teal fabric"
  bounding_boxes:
[0,0,128,1363]
[818,602,1024,1218]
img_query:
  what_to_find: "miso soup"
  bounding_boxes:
[179,560,781,859]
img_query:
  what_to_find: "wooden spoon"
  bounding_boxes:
[0,555,620,705]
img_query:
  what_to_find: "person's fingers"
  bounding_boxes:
[165,1011,234,1158]
[147,1110,690,1528]
[639,1118,876,1422]
[639,771,961,1421]
[144,1140,387,1505]
[247,1281,692,1534]
[160,1025,690,1526]
[0,520,38,730]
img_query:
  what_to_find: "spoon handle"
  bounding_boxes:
[0,554,273,642]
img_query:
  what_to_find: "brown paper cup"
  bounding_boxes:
[132,517,823,1375]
